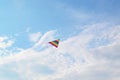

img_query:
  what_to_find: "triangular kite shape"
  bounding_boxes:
[49,39,60,48]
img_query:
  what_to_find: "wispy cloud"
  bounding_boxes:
[0,36,14,49]
[0,23,120,80]
[33,30,56,48]
[29,32,41,42]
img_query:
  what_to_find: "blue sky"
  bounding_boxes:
[0,0,120,80]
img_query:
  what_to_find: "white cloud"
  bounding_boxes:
[33,30,56,48]
[29,32,41,42]
[0,24,120,80]
[0,36,14,49]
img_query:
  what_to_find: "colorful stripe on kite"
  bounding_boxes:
[49,39,60,48]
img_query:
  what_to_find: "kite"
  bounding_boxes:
[49,39,60,48]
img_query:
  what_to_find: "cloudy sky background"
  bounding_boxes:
[0,0,120,80]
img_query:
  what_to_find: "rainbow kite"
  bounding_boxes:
[49,39,60,48]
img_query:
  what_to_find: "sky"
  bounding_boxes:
[0,0,120,80]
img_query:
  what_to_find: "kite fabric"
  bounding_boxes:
[49,39,60,48]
